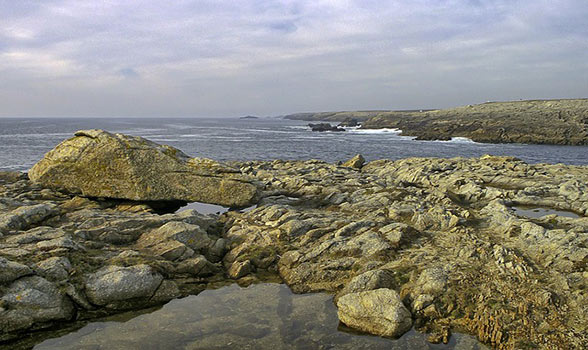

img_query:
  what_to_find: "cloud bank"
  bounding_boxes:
[0,0,586,116]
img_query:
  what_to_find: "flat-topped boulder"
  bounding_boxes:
[28,130,258,208]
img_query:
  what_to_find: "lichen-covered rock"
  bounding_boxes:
[29,129,258,207]
[150,280,181,303]
[342,154,366,169]
[228,260,253,279]
[338,269,397,298]
[337,288,412,338]
[0,276,74,336]
[0,257,32,283]
[176,255,219,277]
[35,257,72,281]
[0,203,58,234]
[36,235,80,251]
[137,221,214,261]
[84,264,163,307]
[413,267,448,296]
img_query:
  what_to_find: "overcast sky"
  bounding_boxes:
[1,0,587,117]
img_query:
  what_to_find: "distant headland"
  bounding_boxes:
[284,98,588,145]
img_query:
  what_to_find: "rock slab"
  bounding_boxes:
[28,130,258,207]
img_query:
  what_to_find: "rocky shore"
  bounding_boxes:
[1,130,587,349]
[285,99,588,145]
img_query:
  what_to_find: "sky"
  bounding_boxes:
[0,0,587,117]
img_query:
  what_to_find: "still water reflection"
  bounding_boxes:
[512,205,581,219]
[35,283,488,350]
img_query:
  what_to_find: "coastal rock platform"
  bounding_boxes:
[1,131,587,349]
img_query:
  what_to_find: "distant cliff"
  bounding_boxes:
[285,99,588,145]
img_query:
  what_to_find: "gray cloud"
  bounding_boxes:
[0,0,586,117]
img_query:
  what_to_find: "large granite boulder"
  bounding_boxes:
[28,130,258,208]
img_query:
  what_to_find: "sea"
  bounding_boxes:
[1,117,587,172]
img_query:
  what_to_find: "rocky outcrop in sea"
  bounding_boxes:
[1,130,587,349]
[308,123,346,132]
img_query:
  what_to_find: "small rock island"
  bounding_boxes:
[308,123,346,132]
[1,130,586,349]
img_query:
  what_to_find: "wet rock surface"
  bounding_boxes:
[1,133,587,349]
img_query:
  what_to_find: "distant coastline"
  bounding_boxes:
[283,98,588,145]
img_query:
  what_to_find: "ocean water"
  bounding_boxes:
[0,117,587,171]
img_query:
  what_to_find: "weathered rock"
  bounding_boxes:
[63,283,94,310]
[413,267,448,296]
[71,211,170,244]
[345,230,392,256]
[35,257,72,281]
[0,203,58,234]
[147,240,194,261]
[137,221,214,261]
[207,238,228,263]
[0,276,74,335]
[378,223,409,246]
[280,219,313,237]
[165,209,218,231]
[36,235,80,251]
[338,117,361,127]
[150,280,181,303]
[0,257,32,283]
[338,269,397,299]
[28,130,258,207]
[342,154,366,169]
[0,171,28,183]
[228,260,253,279]
[176,255,219,277]
[337,288,413,338]
[84,264,163,307]
[412,206,461,231]
[412,294,435,312]
[308,123,346,132]
[5,226,66,245]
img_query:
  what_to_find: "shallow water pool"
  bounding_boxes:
[34,283,488,350]
[512,205,580,219]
